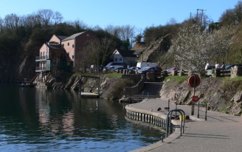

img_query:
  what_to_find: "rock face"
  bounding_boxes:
[229,91,242,115]
[160,77,242,116]
[34,73,135,101]
[138,35,170,62]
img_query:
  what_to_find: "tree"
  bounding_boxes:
[117,25,135,42]
[144,24,179,45]
[76,31,119,71]
[0,17,3,31]
[105,25,119,38]
[135,34,142,43]
[37,9,54,26]
[105,25,135,48]
[53,11,63,24]
[36,9,63,26]
[170,24,207,72]
[220,1,242,26]
[170,23,234,73]
[207,26,234,63]
[4,14,20,29]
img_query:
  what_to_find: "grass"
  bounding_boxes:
[222,76,242,91]
[164,75,188,84]
[72,72,123,79]
[224,76,242,81]
[104,72,122,78]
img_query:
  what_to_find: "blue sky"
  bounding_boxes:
[0,0,240,30]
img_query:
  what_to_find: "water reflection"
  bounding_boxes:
[0,87,162,152]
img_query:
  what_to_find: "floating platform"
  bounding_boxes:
[80,92,99,98]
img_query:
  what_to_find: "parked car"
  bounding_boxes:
[205,65,215,76]
[165,67,179,75]
[137,66,162,77]
[104,62,126,71]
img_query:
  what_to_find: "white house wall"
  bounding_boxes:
[39,44,49,58]
[49,35,61,44]
[113,54,123,63]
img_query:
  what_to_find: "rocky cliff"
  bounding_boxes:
[35,73,136,101]
[160,77,242,116]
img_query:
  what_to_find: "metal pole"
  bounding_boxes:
[191,88,195,115]
[168,99,170,112]
[98,77,100,96]
[166,116,170,137]
[175,102,178,117]
[205,102,208,121]
[197,101,200,118]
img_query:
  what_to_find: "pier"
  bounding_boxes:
[80,92,99,98]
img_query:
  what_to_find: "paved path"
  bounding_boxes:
[128,98,242,152]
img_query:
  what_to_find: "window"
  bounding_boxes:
[72,44,75,48]
[72,55,74,59]
[67,42,69,46]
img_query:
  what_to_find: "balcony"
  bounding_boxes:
[36,60,51,73]
[35,55,49,61]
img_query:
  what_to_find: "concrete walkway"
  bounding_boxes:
[128,98,242,152]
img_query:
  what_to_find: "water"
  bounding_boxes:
[0,86,162,152]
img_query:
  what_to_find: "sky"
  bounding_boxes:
[0,0,240,30]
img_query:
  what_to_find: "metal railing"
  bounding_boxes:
[35,67,50,72]
[166,109,185,137]
[125,107,186,138]
[35,55,49,61]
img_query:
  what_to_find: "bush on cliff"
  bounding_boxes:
[102,78,135,101]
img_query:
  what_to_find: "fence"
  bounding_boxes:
[125,106,186,137]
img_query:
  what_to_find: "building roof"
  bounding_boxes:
[114,49,137,58]
[56,35,67,41]
[46,43,62,50]
[62,32,86,41]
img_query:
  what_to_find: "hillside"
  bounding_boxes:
[160,76,242,116]
[0,23,121,83]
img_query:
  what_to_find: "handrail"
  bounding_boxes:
[166,109,186,137]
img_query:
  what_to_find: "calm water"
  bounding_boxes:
[0,86,162,152]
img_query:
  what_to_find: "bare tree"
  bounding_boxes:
[4,14,20,29]
[118,25,135,41]
[37,9,54,25]
[105,25,135,42]
[105,25,119,38]
[68,20,88,30]
[53,11,63,24]
[0,17,3,31]
[22,14,42,27]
